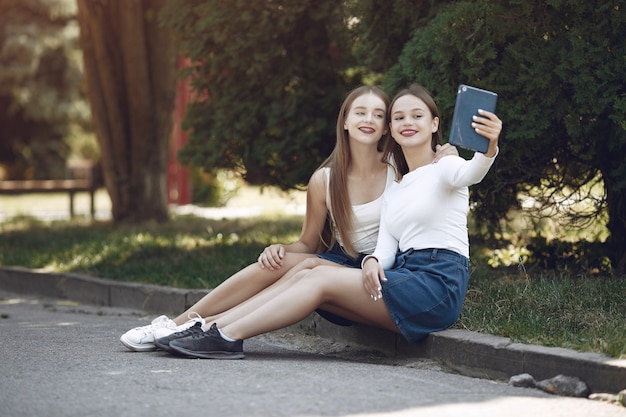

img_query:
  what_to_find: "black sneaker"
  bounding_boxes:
[154,321,205,353]
[169,323,244,359]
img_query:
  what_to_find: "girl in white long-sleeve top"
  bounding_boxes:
[361,84,502,343]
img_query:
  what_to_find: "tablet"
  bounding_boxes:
[448,85,498,153]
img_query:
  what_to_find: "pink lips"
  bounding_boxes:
[401,129,417,136]
[359,127,375,134]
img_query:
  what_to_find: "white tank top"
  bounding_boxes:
[323,165,395,255]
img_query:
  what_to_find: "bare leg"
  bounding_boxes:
[172,252,315,325]
[218,265,399,340]
[201,257,342,327]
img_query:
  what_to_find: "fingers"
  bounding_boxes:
[367,278,383,301]
[472,110,502,157]
[363,271,377,297]
[433,143,459,163]
[473,109,503,140]
[362,262,386,301]
[257,245,284,270]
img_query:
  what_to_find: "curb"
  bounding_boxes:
[1,265,625,394]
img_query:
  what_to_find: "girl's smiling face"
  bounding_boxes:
[389,94,439,150]
[344,93,387,146]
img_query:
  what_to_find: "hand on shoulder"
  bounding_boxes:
[433,143,459,163]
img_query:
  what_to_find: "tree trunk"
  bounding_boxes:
[76,0,177,222]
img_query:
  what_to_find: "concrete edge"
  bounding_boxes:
[1,266,624,393]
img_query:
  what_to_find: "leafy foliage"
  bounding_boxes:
[347,0,451,73]
[0,0,90,179]
[161,0,358,189]
[384,0,626,272]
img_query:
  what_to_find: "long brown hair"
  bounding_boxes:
[382,84,442,178]
[317,85,389,257]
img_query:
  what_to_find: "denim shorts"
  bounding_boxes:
[314,243,365,326]
[381,248,470,343]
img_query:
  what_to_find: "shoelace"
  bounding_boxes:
[133,316,172,335]
[176,311,204,330]
[136,317,168,330]
[170,322,204,338]
[187,323,217,339]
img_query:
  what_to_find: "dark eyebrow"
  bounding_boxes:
[392,107,426,115]
[353,106,386,112]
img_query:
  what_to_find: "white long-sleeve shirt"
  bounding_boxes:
[369,151,497,269]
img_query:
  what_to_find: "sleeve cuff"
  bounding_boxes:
[361,254,378,269]
[481,146,499,159]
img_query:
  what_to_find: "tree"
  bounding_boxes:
[76,0,177,222]
[348,0,451,73]
[0,0,89,180]
[384,0,626,273]
[160,0,356,190]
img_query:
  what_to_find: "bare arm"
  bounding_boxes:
[257,168,329,270]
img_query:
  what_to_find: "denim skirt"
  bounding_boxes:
[313,243,365,326]
[382,248,469,343]
[316,242,366,268]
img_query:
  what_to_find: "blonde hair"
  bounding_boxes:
[318,86,389,257]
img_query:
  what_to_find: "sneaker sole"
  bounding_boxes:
[120,336,157,352]
[169,344,244,359]
[154,340,176,353]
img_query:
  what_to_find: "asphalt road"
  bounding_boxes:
[0,290,623,417]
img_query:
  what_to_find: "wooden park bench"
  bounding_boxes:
[0,161,100,218]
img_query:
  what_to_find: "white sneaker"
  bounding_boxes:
[120,315,177,352]
[153,312,206,340]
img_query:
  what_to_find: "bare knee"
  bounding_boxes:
[286,261,346,287]
[285,257,323,277]
[297,257,324,269]
[298,266,345,287]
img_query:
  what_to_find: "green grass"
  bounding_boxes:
[459,266,626,358]
[0,214,302,289]
[0,213,624,359]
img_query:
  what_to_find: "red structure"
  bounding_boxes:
[167,58,192,205]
